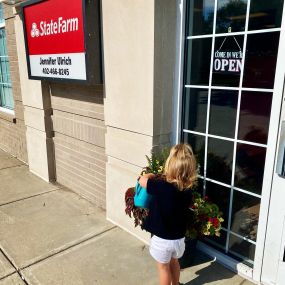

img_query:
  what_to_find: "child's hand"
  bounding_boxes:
[138,173,155,188]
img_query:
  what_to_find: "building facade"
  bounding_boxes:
[0,1,285,284]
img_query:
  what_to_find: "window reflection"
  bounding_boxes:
[238,91,272,144]
[235,143,266,194]
[186,38,212,85]
[207,138,233,184]
[249,0,284,30]
[216,0,247,33]
[206,181,230,226]
[183,88,208,133]
[183,132,205,174]
[187,0,215,36]
[243,32,280,89]
[231,191,260,241]
[209,90,238,138]
[196,178,204,196]
[229,234,256,263]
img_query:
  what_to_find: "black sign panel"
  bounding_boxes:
[213,50,243,74]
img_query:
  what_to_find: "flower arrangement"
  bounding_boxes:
[124,147,224,239]
[186,191,224,239]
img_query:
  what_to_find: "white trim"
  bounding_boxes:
[197,175,262,198]
[185,84,274,93]
[232,186,261,198]
[0,106,14,115]
[203,0,217,182]
[253,2,285,282]
[183,129,267,148]
[187,27,281,39]
[226,0,251,255]
[229,230,257,245]
[0,23,5,29]
[177,0,285,282]
[204,177,231,188]
[173,0,186,144]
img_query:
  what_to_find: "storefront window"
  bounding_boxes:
[207,138,234,185]
[212,35,244,87]
[182,132,205,174]
[209,90,238,138]
[238,91,272,144]
[231,191,260,241]
[181,0,283,266]
[183,88,208,133]
[187,0,214,36]
[243,32,280,89]
[185,38,212,85]
[249,0,284,30]
[0,4,13,111]
[216,0,247,33]
[206,182,231,226]
[229,234,255,265]
[235,144,266,195]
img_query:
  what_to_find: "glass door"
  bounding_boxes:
[181,0,284,267]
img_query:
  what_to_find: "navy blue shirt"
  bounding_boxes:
[142,177,192,240]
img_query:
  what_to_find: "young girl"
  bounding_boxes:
[139,143,197,285]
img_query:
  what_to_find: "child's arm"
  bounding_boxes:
[138,173,155,188]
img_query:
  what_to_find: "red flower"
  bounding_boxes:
[213,218,219,227]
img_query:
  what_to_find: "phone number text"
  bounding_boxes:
[42,68,70,76]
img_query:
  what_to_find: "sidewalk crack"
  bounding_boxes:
[0,248,30,285]
[20,225,117,271]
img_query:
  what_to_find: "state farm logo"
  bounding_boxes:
[31,23,40,38]
[30,17,79,38]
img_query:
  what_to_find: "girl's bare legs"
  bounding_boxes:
[170,258,180,285]
[157,262,172,285]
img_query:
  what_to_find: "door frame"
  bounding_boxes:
[173,0,285,283]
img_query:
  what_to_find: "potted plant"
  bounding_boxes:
[179,190,224,268]
[125,149,168,229]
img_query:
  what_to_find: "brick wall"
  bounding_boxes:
[0,5,27,162]
[50,83,106,208]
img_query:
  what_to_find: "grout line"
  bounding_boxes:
[0,271,17,282]
[0,189,60,207]
[0,248,30,285]
[19,226,117,271]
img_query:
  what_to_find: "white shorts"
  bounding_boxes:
[149,235,185,264]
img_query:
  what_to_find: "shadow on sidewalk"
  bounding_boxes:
[181,251,240,285]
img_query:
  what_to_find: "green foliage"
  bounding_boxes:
[125,146,224,238]
[141,147,170,175]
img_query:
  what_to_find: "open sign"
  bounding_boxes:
[213,50,243,74]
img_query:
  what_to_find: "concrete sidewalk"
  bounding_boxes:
[0,149,254,285]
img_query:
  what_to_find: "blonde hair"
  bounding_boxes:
[164,143,197,191]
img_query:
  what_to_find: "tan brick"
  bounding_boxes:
[3,5,14,20]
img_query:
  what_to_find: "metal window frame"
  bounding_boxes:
[0,6,14,112]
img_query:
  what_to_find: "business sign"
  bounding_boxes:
[22,0,87,81]
[213,50,243,74]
